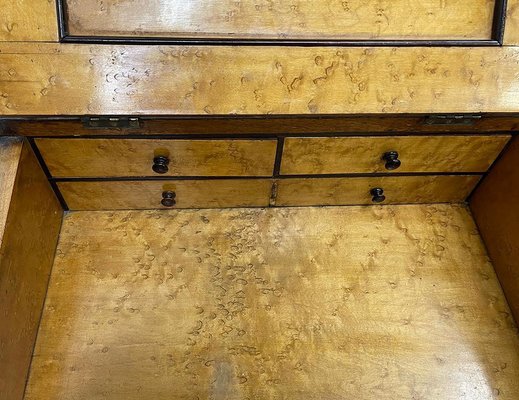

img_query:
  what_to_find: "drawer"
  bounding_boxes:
[35,139,277,178]
[280,135,510,175]
[58,179,272,210]
[275,176,480,206]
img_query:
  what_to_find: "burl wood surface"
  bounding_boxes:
[275,176,480,206]
[0,141,62,400]
[4,44,519,115]
[471,136,519,323]
[25,205,519,399]
[0,0,57,41]
[65,0,494,40]
[36,138,277,178]
[281,135,510,175]
[58,179,273,210]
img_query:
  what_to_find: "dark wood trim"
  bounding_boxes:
[59,36,501,47]
[3,114,519,137]
[493,0,508,44]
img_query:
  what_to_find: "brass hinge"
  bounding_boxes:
[423,114,482,126]
[82,116,141,129]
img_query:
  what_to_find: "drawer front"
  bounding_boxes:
[275,176,480,206]
[36,139,277,178]
[58,179,272,210]
[281,136,510,175]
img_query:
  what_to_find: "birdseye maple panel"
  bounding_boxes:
[25,205,519,399]
[0,0,58,41]
[2,44,519,115]
[64,0,496,40]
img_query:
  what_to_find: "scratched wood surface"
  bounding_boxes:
[3,44,519,115]
[36,138,277,178]
[25,205,519,400]
[0,0,57,41]
[0,140,62,400]
[64,0,495,40]
[281,135,510,175]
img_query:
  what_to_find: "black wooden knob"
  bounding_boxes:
[152,156,170,174]
[382,151,401,170]
[161,191,176,207]
[370,188,386,203]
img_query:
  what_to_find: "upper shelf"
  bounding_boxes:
[60,0,505,45]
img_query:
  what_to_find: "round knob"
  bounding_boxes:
[382,151,401,170]
[152,156,170,174]
[161,191,176,207]
[370,188,386,203]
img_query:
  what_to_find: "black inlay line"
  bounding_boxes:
[493,0,508,44]
[273,137,285,177]
[51,172,482,183]
[56,0,68,39]
[27,138,69,211]
[59,36,500,47]
[55,0,507,46]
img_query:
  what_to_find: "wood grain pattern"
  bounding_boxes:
[504,0,519,45]
[0,0,58,41]
[25,205,519,400]
[471,136,519,323]
[0,137,22,241]
[0,140,62,400]
[36,138,277,178]
[64,0,495,40]
[3,44,519,115]
[58,179,273,210]
[281,135,510,175]
[275,176,480,206]
[8,116,519,137]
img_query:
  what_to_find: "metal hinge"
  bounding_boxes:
[423,114,482,126]
[82,116,141,129]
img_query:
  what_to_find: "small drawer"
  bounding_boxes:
[275,175,481,206]
[58,179,272,210]
[35,138,277,178]
[280,135,510,175]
